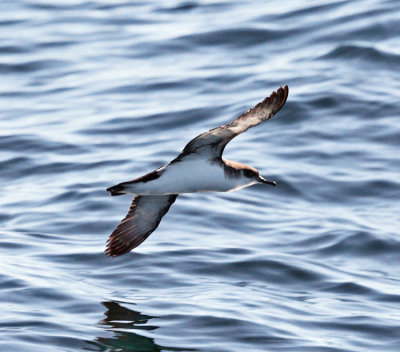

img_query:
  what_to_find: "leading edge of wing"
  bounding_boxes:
[175,85,289,160]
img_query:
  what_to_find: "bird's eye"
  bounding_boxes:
[243,169,254,178]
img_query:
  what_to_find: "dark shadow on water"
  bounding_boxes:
[85,301,196,352]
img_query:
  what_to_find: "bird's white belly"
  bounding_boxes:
[133,160,245,195]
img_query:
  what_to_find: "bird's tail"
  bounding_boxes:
[107,170,160,196]
[106,183,128,196]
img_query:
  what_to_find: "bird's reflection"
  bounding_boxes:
[87,301,195,352]
[100,301,158,332]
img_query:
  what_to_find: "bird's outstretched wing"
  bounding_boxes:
[176,85,288,160]
[105,194,178,256]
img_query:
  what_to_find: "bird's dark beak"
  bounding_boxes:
[259,176,276,187]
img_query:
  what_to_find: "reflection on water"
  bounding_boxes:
[88,301,196,352]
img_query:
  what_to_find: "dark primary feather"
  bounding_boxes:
[176,85,288,160]
[105,194,178,257]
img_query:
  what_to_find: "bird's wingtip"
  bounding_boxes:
[277,85,289,109]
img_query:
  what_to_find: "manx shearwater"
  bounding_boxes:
[106,85,289,256]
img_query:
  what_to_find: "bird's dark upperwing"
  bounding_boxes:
[176,85,288,160]
[105,194,178,256]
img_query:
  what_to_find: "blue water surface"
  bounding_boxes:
[1,0,400,351]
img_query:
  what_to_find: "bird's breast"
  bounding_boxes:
[134,159,247,195]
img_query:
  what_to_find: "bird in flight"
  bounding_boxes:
[106,85,289,256]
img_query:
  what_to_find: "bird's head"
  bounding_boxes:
[242,167,276,187]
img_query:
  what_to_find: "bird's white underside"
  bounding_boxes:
[124,159,257,195]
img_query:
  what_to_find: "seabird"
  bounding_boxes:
[105,85,289,256]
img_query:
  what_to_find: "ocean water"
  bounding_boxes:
[1,0,400,351]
